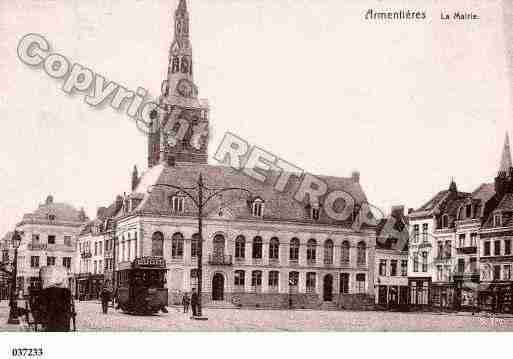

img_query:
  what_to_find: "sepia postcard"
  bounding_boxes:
[1,0,513,357]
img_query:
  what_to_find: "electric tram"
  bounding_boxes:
[116,256,168,315]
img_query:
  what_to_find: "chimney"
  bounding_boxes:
[351,171,360,183]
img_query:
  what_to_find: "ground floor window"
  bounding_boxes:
[340,273,349,294]
[251,270,262,287]
[355,273,366,293]
[234,270,245,286]
[268,271,279,289]
[306,272,316,293]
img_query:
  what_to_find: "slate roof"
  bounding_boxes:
[80,198,122,236]
[19,197,88,225]
[121,163,374,228]
[376,210,409,252]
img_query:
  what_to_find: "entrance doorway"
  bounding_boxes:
[323,274,333,301]
[212,273,224,301]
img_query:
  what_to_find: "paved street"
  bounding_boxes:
[1,300,513,331]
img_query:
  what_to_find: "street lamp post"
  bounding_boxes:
[151,173,252,319]
[7,230,22,325]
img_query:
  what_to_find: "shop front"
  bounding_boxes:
[75,273,104,301]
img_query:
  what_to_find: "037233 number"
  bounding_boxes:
[11,348,44,357]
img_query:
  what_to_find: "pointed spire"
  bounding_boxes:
[177,0,188,13]
[449,177,458,192]
[499,132,512,174]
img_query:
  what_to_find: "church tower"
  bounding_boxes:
[495,133,513,196]
[148,0,210,168]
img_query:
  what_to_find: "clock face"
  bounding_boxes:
[176,79,195,97]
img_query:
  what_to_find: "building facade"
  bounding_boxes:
[109,0,377,310]
[15,195,88,294]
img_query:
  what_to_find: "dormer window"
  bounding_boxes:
[441,215,448,228]
[170,196,185,213]
[252,199,264,218]
[494,213,502,227]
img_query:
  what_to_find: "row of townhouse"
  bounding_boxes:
[406,135,513,313]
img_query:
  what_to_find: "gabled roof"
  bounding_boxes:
[123,163,373,228]
[482,193,513,229]
[18,198,88,225]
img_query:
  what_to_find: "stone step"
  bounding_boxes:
[204,300,238,309]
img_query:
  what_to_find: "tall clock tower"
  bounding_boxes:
[148,0,210,168]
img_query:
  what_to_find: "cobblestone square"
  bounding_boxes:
[1,301,513,332]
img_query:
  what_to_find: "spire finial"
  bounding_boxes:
[449,177,457,192]
[499,132,512,173]
[177,0,188,13]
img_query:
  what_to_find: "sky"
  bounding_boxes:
[0,0,511,236]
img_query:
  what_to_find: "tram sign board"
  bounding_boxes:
[134,256,166,268]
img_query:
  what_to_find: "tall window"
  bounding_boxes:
[504,265,511,280]
[171,56,179,73]
[341,241,350,264]
[311,207,320,221]
[437,265,443,281]
[48,235,56,245]
[191,234,199,258]
[505,240,511,255]
[151,232,164,257]
[268,271,279,288]
[494,240,501,256]
[62,257,71,269]
[306,272,316,293]
[324,239,333,265]
[252,200,264,218]
[289,238,299,261]
[269,237,279,260]
[306,239,317,263]
[401,260,408,276]
[421,252,428,272]
[422,224,428,242]
[355,273,366,293]
[458,258,465,273]
[47,256,56,266]
[235,235,245,259]
[484,241,491,256]
[357,242,366,266]
[32,234,40,245]
[390,260,398,276]
[441,215,448,228]
[470,233,477,247]
[94,242,98,256]
[465,204,472,218]
[458,234,465,248]
[494,213,502,227]
[340,273,349,294]
[252,237,262,259]
[444,241,452,259]
[251,270,262,287]
[379,259,387,276]
[413,224,419,242]
[234,270,245,287]
[170,196,185,213]
[30,256,39,268]
[172,233,184,258]
[493,265,501,280]
[413,253,419,272]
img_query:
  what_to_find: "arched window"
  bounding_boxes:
[235,235,245,259]
[171,56,179,73]
[234,270,245,287]
[151,232,164,257]
[213,234,225,258]
[269,237,279,260]
[357,241,366,266]
[252,236,262,259]
[307,239,317,263]
[341,241,350,264]
[289,238,299,261]
[324,239,334,265]
[191,233,199,258]
[181,57,189,74]
[251,270,262,288]
[171,232,184,258]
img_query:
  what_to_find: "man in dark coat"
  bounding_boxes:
[182,292,190,313]
[190,288,198,317]
[100,283,112,314]
[39,287,72,332]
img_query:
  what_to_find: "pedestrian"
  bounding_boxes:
[182,292,190,313]
[100,282,112,314]
[190,288,198,317]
